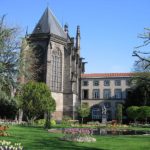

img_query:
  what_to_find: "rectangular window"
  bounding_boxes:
[104,80,110,86]
[104,102,111,108]
[126,79,130,86]
[93,80,99,86]
[114,89,122,99]
[92,108,101,119]
[93,89,100,99]
[82,89,89,99]
[83,80,88,86]
[115,80,121,86]
[103,89,111,99]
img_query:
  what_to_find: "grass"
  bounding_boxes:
[0,125,150,150]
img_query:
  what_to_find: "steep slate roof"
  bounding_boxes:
[32,7,67,39]
[81,73,134,78]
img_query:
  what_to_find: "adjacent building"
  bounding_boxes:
[81,73,133,120]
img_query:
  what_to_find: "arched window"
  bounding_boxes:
[50,48,62,92]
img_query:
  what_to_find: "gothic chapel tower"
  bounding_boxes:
[24,8,85,120]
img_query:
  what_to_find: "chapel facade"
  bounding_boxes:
[24,8,85,120]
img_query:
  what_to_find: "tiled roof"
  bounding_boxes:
[81,73,134,78]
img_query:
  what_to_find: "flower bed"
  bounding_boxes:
[0,140,23,150]
[60,128,96,142]
[0,125,9,136]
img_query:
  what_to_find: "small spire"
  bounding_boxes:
[77,25,80,36]
[64,24,68,34]
[76,25,80,53]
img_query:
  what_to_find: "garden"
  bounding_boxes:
[0,119,150,150]
[0,15,150,150]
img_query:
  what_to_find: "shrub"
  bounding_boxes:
[126,106,140,123]
[50,119,56,126]
[62,116,72,126]
[36,119,45,126]
[87,121,100,126]
[36,119,56,126]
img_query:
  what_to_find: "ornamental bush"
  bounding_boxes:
[36,119,56,126]
[62,116,72,126]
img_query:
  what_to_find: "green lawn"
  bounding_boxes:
[0,126,150,150]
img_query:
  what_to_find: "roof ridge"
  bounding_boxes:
[81,72,134,77]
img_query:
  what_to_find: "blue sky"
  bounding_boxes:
[0,0,150,73]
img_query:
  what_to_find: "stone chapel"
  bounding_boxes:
[23,8,85,121]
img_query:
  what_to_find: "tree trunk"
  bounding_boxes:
[18,109,23,124]
[81,117,83,125]
[45,111,51,129]
[143,91,147,106]
[134,118,137,124]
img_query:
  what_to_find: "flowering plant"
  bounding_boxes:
[0,140,23,150]
[64,128,93,136]
[61,128,96,142]
[0,125,9,136]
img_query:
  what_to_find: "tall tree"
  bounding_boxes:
[0,15,20,96]
[0,15,20,119]
[17,81,56,126]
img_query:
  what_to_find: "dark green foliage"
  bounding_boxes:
[126,106,140,123]
[116,104,123,124]
[0,96,17,119]
[17,81,56,124]
[0,15,20,94]
[0,15,20,119]
[125,72,150,107]
[138,106,150,123]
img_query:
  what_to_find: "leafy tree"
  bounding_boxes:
[116,104,123,124]
[128,29,150,107]
[126,72,150,107]
[77,103,90,124]
[0,15,20,119]
[0,15,20,96]
[126,106,140,123]
[0,92,17,119]
[17,81,56,126]
[138,106,150,123]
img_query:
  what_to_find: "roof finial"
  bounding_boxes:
[46,0,49,8]
[25,26,28,37]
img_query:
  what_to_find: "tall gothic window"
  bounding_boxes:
[50,48,62,92]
